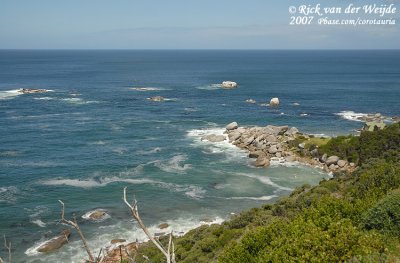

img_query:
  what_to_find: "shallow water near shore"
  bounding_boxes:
[1,50,400,262]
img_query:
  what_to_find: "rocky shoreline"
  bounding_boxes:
[202,122,357,173]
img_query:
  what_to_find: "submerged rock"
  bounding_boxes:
[245,99,256,104]
[147,96,165,102]
[37,229,71,253]
[201,134,225,142]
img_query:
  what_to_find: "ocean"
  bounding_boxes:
[0,50,399,262]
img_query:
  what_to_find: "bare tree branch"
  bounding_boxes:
[3,235,11,263]
[58,200,95,262]
[123,187,175,263]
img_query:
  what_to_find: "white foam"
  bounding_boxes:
[130,87,169,91]
[184,186,207,200]
[0,89,23,100]
[43,176,159,188]
[0,186,19,203]
[34,97,54,100]
[195,84,222,90]
[335,111,369,122]
[91,140,107,145]
[137,147,162,155]
[42,176,205,199]
[187,127,248,163]
[61,98,100,105]
[111,147,128,155]
[154,154,192,173]
[235,172,293,191]
[31,219,46,228]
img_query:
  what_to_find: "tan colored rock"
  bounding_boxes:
[221,81,238,89]
[226,122,238,130]
[255,155,270,167]
[337,160,347,168]
[158,223,169,229]
[111,239,126,244]
[37,229,71,253]
[89,210,107,220]
[270,97,280,106]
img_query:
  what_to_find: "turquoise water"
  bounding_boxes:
[0,50,399,262]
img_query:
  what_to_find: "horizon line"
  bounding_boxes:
[1,48,399,51]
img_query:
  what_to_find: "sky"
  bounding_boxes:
[0,0,399,49]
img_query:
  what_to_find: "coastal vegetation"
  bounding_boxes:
[134,123,400,262]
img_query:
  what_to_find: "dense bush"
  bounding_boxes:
[361,189,400,236]
[318,135,360,163]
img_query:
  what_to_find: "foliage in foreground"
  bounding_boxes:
[136,123,400,262]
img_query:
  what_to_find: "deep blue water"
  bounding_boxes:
[0,50,399,262]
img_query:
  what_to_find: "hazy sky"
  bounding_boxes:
[0,0,399,49]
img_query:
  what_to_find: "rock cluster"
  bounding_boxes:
[223,122,356,173]
[224,122,297,167]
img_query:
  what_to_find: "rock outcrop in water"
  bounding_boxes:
[147,96,165,102]
[269,97,280,106]
[221,122,356,173]
[221,81,238,89]
[18,88,49,94]
[37,229,71,253]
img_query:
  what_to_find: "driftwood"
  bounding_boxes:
[123,187,176,263]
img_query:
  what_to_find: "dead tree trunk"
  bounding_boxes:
[123,187,176,263]
[3,235,11,263]
[58,200,95,262]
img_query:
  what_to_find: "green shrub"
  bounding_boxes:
[361,189,400,236]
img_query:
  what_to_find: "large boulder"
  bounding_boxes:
[310,149,319,158]
[325,156,340,166]
[337,160,347,168]
[255,155,270,167]
[249,151,264,159]
[158,223,169,229]
[201,134,225,142]
[221,81,238,89]
[268,145,278,154]
[226,122,238,131]
[270,97,280,106]
[37,229,71,253]
[285,127,299,137]
[266,134,278,143]
[267,125,288,135]
[228,131,241,142]
[320,153,328,163]
[89,210,107,220]
[243,136,255,146]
